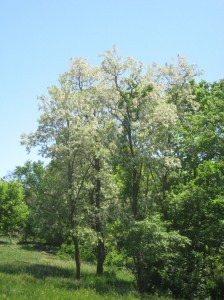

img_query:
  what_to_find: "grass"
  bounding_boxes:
[0,238,172,300]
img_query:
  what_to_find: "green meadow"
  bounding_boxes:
[0,238,171,300]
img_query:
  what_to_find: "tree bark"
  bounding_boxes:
[73,235,81,280]
[95,157,106,275]
[135,256,145,293]
[96,238,105,275]
[132,167,139,219]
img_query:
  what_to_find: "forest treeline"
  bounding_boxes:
[1,48,224,299]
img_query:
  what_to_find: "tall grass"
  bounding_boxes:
[0,239,172,299]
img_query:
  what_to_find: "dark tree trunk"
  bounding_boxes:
[95,157,106,275]
[132,167,139,219]
[96,238,106,275]
[68,161,81,280]
[135,256,145,293]
[73,235,81,279]
[132,162,142,220]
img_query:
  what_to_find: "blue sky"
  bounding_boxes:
[0,0,224,178]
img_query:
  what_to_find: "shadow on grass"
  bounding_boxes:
[0,261,136,296]
[57,272,136,296]
[0,236,11,244]
[0,240,8,245]
[19,242,59,254]
[0,262,74,279]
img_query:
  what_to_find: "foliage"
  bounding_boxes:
[1,48,221,297]
[0,180,28,238]
[7,161,46,241]
[123,216,190,297]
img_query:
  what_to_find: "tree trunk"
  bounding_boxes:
[95,157,106,275]
[67,160,82,280]
[135,256,145,293]
[73,235,81,280]
[132,167,139,219]
[8,233,13,244]
[96,238,106,275]
[132,162,142,220]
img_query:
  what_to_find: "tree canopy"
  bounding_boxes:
[3,48,223,298]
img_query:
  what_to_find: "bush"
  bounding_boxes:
[123,215,191,297]
[105,248,126,268]
[57,231,96,263]
[57,241,75,259]
[0,181,29,239]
